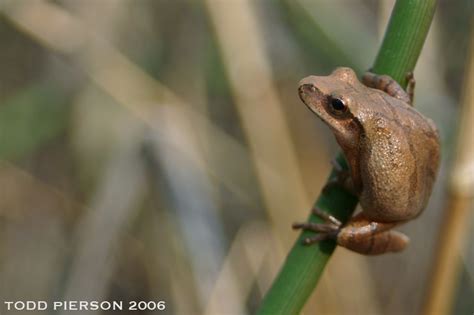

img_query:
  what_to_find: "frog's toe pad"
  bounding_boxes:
[292,221,340,245]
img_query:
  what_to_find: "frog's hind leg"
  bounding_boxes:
[347,230,409,255]
[362,71,412,105]
[294,210,409,255]
[337,213,409,255]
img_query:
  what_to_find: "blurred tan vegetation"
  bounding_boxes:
[0,0,472,314]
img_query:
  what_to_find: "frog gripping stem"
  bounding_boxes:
[257,0,438,313]
[294,209,410,255]
[292,208,341,244]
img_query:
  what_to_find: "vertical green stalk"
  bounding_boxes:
[256,1,437,314]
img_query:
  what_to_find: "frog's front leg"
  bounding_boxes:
[293,209,409,255]
[362,71,415,105]
[322,159,357,195]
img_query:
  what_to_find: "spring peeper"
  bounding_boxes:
[293,67,440,255]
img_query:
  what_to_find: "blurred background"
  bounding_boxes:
[0,0,472,314]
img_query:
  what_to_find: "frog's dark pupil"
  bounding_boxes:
[331,98,346,111]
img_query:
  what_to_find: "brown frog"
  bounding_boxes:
[293,67,440,255]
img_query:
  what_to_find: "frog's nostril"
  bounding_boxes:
[299,84,317,94]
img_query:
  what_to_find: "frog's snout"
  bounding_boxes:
[298,83,323,105]
[298,82,318,96]
[298,84,312,103]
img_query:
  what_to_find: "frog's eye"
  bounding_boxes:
[328,96,348,116]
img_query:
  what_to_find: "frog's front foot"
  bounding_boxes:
[322,159,355,195]
[405,71,415,104]
[292,208,342,245]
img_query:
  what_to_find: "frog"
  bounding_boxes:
[293,67,440,255]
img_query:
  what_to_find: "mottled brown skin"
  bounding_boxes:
[293,67,440,255]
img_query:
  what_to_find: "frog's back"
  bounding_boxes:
[359,98,440,223]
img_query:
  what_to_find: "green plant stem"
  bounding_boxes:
[256,1,437,314]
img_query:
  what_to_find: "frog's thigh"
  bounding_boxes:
[337,213,409,255]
